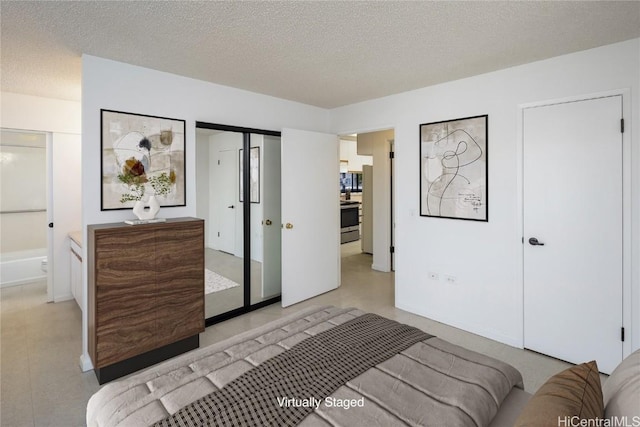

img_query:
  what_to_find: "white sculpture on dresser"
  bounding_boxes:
[132,195,160,220]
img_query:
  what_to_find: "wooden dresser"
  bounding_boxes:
[87,217,205,383]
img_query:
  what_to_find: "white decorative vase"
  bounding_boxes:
[132,195,160,220]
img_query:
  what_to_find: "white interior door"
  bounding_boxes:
[218,149,237,254]
[281,128,340,307]
[523,95,623,374]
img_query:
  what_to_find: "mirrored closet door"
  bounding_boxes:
[250,134,282,306]
[195,124,281,324]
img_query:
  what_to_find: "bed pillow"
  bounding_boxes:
[514,361,603,427]
[602,349,640,420]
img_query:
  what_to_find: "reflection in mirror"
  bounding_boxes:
[196,129,244,318]
[250,134,281,305]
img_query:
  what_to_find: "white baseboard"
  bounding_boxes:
[54,293,74,303]
[396,301,522,349]
[80,353,94,372]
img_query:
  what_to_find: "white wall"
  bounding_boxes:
[330,38,640,352]
[0,92,81,302]
[81,55,330,370]
[1,92,80,134]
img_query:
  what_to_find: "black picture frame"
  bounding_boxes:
[419,114,488,221]
[100,109,186,211]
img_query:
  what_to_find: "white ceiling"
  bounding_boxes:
[2,1,639,109]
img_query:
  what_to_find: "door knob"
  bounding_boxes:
[285,223,293,229]
[228,205,235,209]
[265,219,272,226]
[528,237,545,246]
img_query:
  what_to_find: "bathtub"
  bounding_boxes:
[0,249,47,287]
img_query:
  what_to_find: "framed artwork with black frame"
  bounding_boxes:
[239,146,260,203]
[419,115,488,221]
[100,109,186,210]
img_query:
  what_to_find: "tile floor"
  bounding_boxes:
[2,242,580,426]
[1,280,98,427]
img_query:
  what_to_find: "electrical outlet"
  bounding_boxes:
[444,275,457,284]
[428,272,439,281]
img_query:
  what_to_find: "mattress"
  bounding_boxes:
[87,306,526,427]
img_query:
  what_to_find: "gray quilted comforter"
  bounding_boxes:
[87,306,523,427]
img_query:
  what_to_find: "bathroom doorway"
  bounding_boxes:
[0,129,49,296]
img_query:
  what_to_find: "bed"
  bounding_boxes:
[87,306,535,426]
[87,306,529,427]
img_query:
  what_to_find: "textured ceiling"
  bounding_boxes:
[2,1,639,108]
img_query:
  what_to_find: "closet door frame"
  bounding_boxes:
[196,121,281,326]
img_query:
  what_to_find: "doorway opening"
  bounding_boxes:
[0,129,50,297]
[195,122,282,325]
[338,129,395,273]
